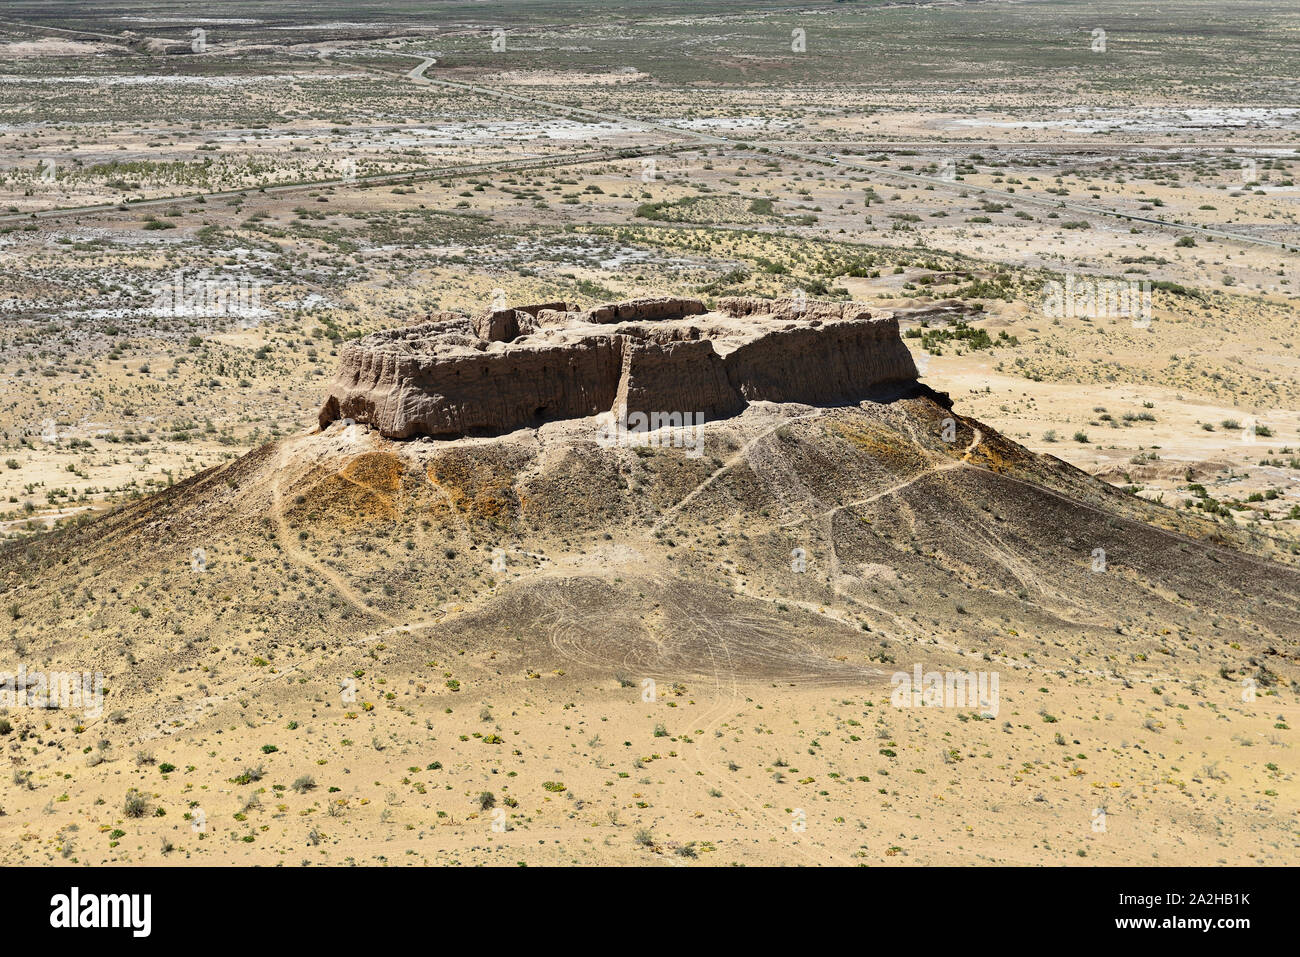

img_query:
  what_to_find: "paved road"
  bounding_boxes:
[0,142,700,226]
[770,145,1298,251]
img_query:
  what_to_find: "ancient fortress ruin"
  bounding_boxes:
[318,296,920,439]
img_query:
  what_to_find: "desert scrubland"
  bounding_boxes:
[0,0,1296,866]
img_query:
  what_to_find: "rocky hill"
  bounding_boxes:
[1,302,1296,866]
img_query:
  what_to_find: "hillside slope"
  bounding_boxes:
[1,389,1296,866]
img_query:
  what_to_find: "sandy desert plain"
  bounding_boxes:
[0,0,1297,868]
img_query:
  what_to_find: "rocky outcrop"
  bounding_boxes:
[472,301,569,341]
[319,296,919,438]
[615,337,744,423]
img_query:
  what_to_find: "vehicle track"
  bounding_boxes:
[271,438,397,628]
